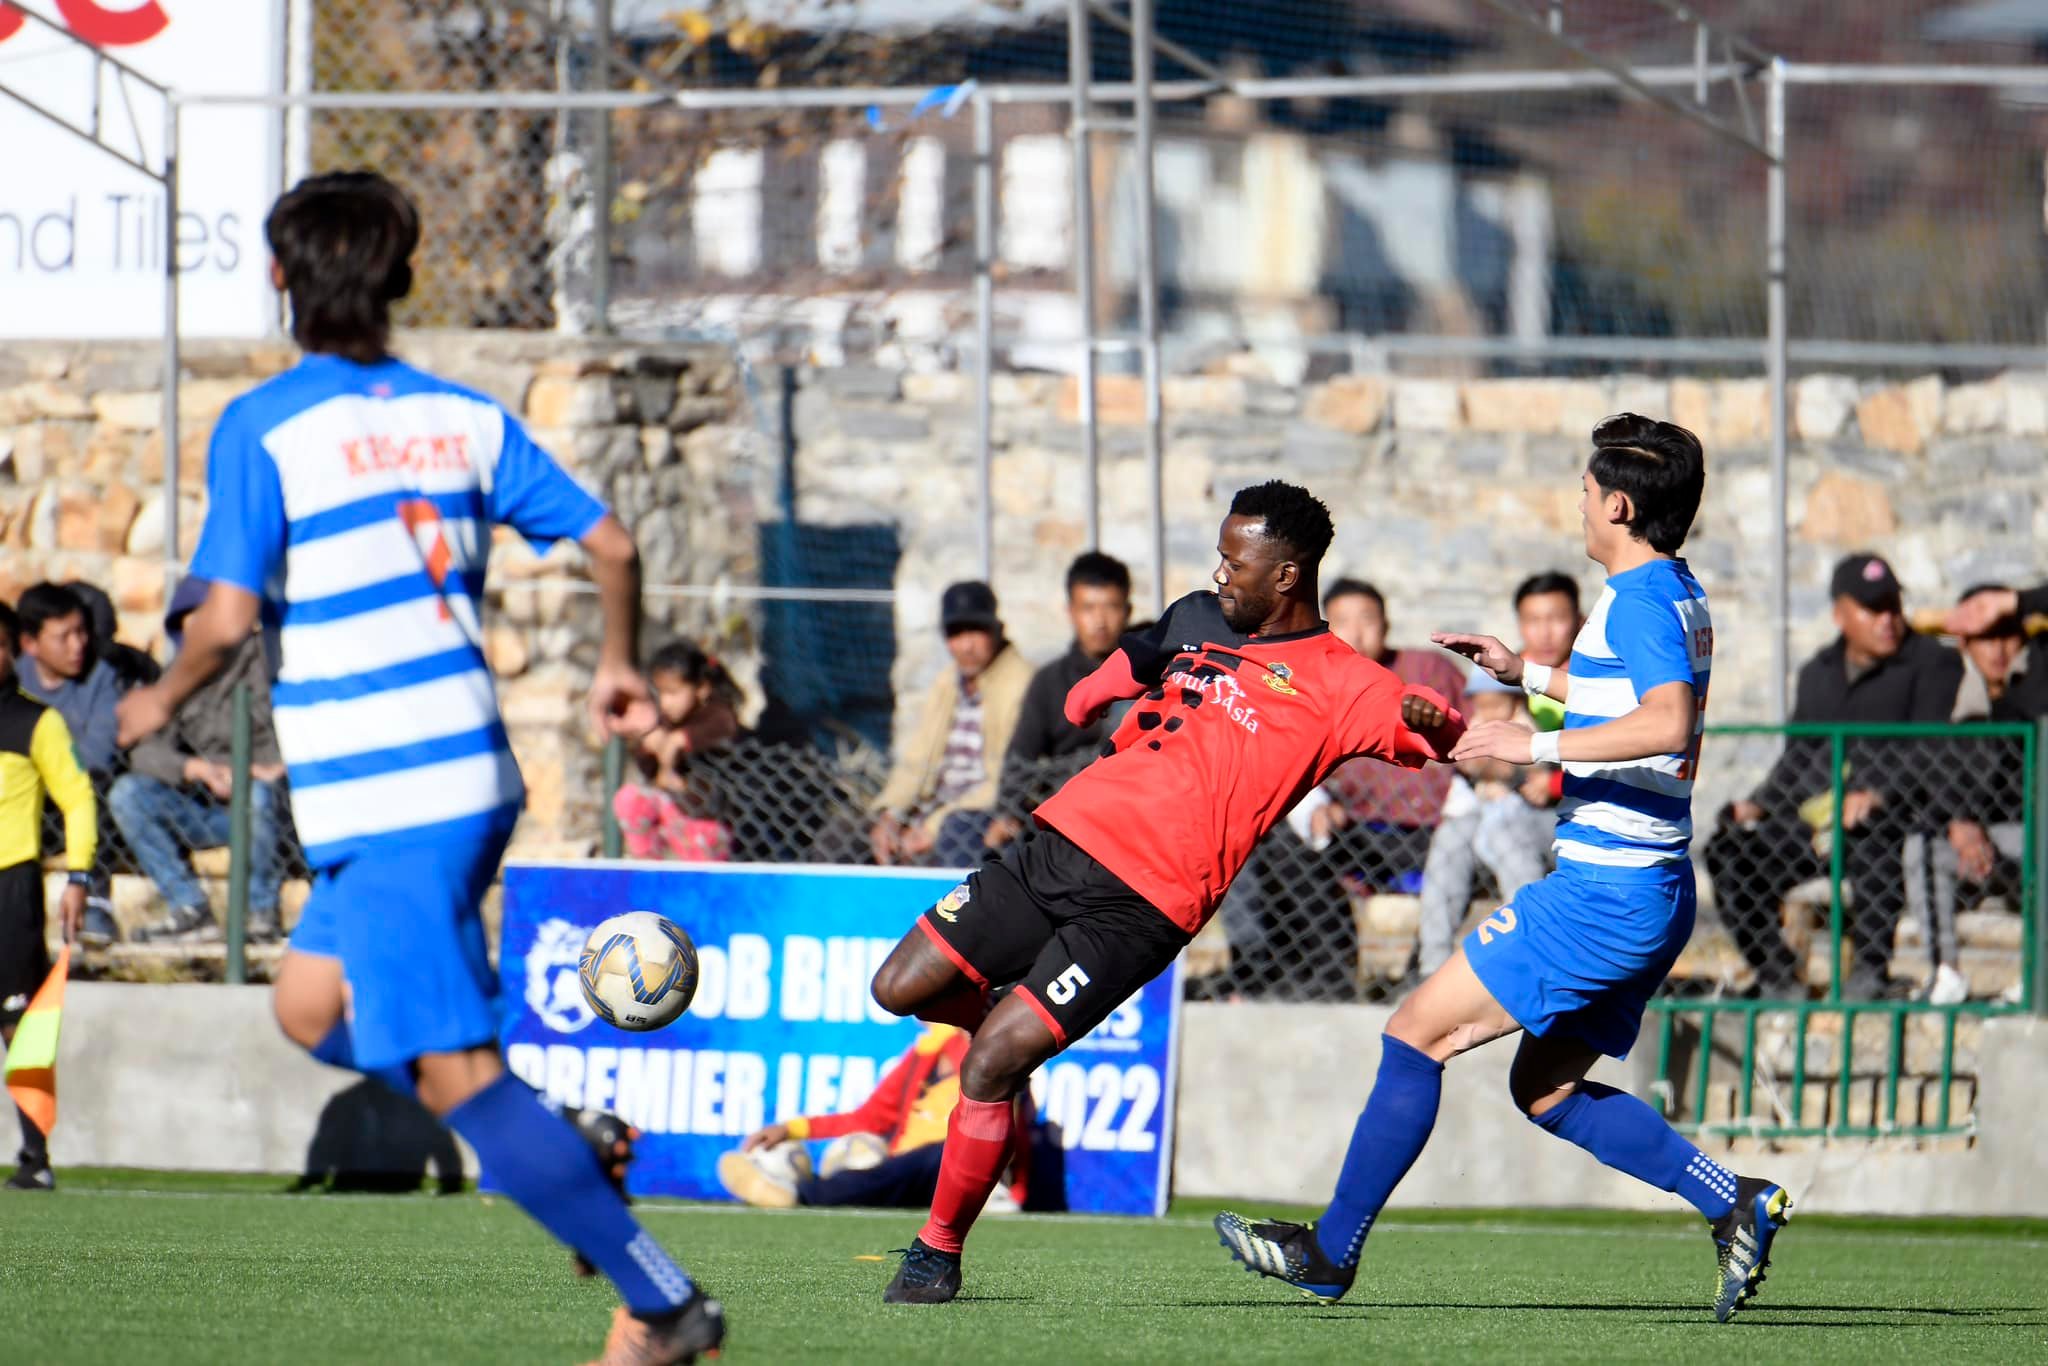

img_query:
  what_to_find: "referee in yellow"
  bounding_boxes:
[0,599,94,1191]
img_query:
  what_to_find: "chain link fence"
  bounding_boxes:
[595,719,2039,1012]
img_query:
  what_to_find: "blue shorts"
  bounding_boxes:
[1463,859,1695,1060]
[290,820,514,1072]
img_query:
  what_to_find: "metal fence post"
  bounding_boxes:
[602,735,625,859]
[226,682,251,985]
[1825,728,1846,1003]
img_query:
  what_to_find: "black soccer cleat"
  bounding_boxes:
[4,1156,54,1192]
[588,1292,725,1365]
[882,1238,963,1304]
[1712,1176,1793,1323]
[563,1106,639,1278]
[1214,1211,1356,1304]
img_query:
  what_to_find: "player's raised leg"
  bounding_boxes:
[870,895,995,1033]
[1215,945,1520,1302]
[1510,1030,1791,1322]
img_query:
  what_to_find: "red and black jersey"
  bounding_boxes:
[1034,591,1461,934]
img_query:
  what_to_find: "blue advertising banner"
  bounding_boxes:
[498,860,1182,1217]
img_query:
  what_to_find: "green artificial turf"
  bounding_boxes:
[1,1171,2042,1363]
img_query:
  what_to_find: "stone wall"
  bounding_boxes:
[0,333,764,858]
[783,363,2048,751]
[7,335,2045,852]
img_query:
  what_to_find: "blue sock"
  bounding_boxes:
[308,1021,417,1098]
[446,1072,694,1317]
[1314,1035,1444,1267]
[1531,1082,1737,1220]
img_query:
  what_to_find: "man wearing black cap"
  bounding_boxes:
[869,581,1033,867]
[109,576,288,944]
[1704,553,1962,998]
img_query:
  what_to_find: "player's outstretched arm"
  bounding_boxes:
[1452,680,1694,767]
[1431,631,1569,703]
[115,583,261,748]
[581,515,658,742]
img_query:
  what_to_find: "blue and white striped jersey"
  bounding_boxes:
[188,354,606,868]
[1553,558,1711,875]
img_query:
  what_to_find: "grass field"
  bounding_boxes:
[2,1170,2044,1364]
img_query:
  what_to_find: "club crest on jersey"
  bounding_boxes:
[934,883,972,923]
[1262,662,1298,695]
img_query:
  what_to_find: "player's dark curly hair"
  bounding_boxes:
[1586,413,1705,554]
[1229,480,1334,566]
[266,171,420,364]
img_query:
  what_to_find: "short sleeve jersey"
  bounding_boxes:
[1034,592,1437,932]
[1552,558,1712,874]
[189,354,606,867]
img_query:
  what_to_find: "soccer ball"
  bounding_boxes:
[577,911,699,1031]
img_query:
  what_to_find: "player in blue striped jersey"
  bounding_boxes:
[1217,414,1790,1323]
[115,173,721,1366]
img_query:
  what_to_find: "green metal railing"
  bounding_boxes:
[1649,719,2044,1139]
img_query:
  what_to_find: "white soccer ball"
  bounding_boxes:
[577,911,699,1031]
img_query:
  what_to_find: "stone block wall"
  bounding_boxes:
[7,334,2044,852]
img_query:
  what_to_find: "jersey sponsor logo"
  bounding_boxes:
[341,432,474,478]
[526,916,598,1033]
[933,882,971,923]
[1165,668,1262,735]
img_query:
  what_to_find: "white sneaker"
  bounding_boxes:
[715,1146,800,1208]
[1927,964,1969,1006]
[983,1182,1020,1216]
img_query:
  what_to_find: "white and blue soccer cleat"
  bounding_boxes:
[1712,1177,1793,1322]
[1214,1212,1357,1304]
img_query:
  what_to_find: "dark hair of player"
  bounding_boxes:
[1066,551,1131,598]
[266,171,421,364]
[1227,480,1334,567]
[16,582,87,640]
[1586,413,1705,555]
[1513,571,1581,614]
[1322,577,1383,615]
[0,600,18,655]
[648,639,740,704]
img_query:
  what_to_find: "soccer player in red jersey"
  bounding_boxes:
[866,480,1466,1304]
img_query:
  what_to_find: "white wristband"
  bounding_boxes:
[1520,662,1553,698]
[1529,729,1562,764]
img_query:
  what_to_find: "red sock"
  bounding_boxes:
[917,1095,1014,1255]
[915,980,991,1032]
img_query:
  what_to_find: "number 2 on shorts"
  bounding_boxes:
[1046,962,1092,1004]
[1475,906,1518,946]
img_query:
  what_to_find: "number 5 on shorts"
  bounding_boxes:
[1476,906,1518,946]
[1046,963,1092,1004]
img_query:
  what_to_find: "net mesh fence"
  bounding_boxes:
[597,723,2035,1008]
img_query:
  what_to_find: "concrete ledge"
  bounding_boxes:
[1172,1003,2048,1218]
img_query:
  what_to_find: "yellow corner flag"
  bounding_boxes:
[6,946,70,1137]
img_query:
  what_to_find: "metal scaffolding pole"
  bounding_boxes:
[591,0,614,335]
[1132,0,1164,615]
[1766,59,1789,725]
[973,90,996,582]
[1067,0,1100,551]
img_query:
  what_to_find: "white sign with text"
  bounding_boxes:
[0,0,283,338]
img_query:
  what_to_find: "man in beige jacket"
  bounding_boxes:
[870,582,1032,867]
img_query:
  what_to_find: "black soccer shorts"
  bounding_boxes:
[918,827,1189,1050]
[0,861,51,1028]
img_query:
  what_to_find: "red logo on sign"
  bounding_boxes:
[0,1,171,46]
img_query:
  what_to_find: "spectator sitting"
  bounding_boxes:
[1414,571,1578,976]
[1704,553,1961,1000]
[17,582,125,946]
[111,576,287,944]
[64,580,162,693]
[869,581,1031,867]
[14,584,122,778]
[612,642,743,862]
[1313,579,1467,888]
[1904,585,2041,1005]
[715,1023,1036,1212]
[984,552,1133,850]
